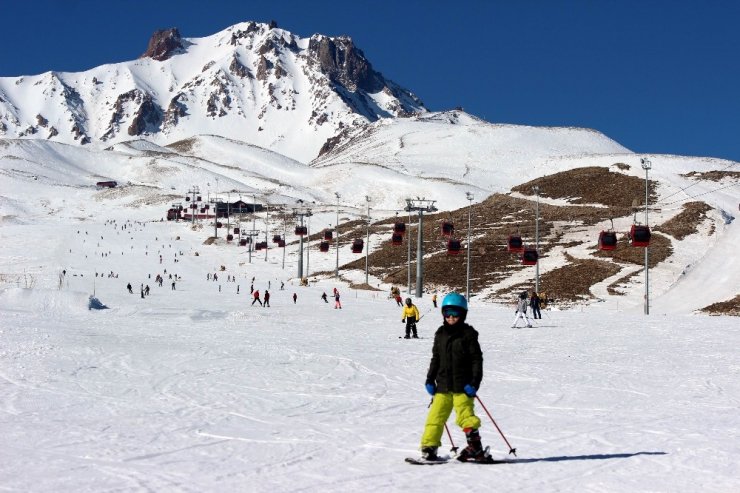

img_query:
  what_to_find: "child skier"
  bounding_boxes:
[419,293,492,463]
[401,297,421,339]
[511,291,532,328]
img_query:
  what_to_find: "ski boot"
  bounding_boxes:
[421,446,439,461]
[456,428,493,463]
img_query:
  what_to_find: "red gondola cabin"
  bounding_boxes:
[447,239,462,255]
[521,248,538,265]
[630,225,651,247]
[323,230,333,241]
[319,241,330,252]
[441,222,454,237]
[393,223,406,235]
[295,226,308,236]
[598,231,618,251]
[391,233,403,246]
[507,235,524,253]
[351,239,364,253]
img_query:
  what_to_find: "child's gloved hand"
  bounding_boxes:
[425,383,436,395]
[463,384,476,397]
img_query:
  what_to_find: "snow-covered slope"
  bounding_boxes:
[0,215,738,492]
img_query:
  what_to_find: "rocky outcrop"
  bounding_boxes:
[229,55,252,79]
[308,35,383,93]
[128,95,163,135]
[141,28,184,61]
[103,89,162,139]
[164,93,188,128]
[256,55,273,81]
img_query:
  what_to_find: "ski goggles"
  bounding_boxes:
[442,307,464,318]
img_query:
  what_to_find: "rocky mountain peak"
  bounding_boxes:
[141,28,184,61]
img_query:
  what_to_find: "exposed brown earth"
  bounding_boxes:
[681,170,740,182]
[511,166,658,208]
[654,202,713,240]
[700,295,740,316]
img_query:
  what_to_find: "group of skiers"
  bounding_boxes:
[511,290,543,328]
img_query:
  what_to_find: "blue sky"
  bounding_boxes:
[3,0,739,162]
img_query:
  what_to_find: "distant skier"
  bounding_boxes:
[252,289,262,306]
[321,292,328,303]
[529,291,542,319]
[127,282,133,294]
[432,293,438,308]
[401,297,421,339]
[512,291,532,328]
[263,290,270,307]
[334,289,342,309]
[293,293,297,304]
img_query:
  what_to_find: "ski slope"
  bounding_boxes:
[0,207,738,492]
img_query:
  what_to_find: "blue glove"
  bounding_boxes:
[463,384,476,397]
[425,383,436,395]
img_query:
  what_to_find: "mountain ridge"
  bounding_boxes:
[0,21,424,163]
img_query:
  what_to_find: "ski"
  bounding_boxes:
[405,456,451,465]
[405,456,506,465]
[406,447,507,465]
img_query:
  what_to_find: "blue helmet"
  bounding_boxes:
[441,292,468,312]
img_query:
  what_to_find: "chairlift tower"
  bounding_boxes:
[465,192,474,300]
[365,196,372,285]
[186,186,200,225]
[641,158,651,315]
[334,192,341,279]
[293,202,313,279]
[405,198,438,298]
[244,229,260,263]
[533,185,540,295]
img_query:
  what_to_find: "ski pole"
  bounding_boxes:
[475,396,517,456]
[417,307,433,322]
[444,423,458,454]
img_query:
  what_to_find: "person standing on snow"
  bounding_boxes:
[401,297,421,339]
[252,289,263,306]
[432,293,438,308]
[334,289,342,309]
[321,292,328,303]
[263,290,270,307]
[512,291,532,328]
[419,293,492,463]
[529,291,542,319]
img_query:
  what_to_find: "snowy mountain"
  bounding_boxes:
[0,21,424,163]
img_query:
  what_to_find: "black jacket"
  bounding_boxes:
[426,322,483,393]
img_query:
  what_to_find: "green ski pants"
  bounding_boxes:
[421,392,482,448]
